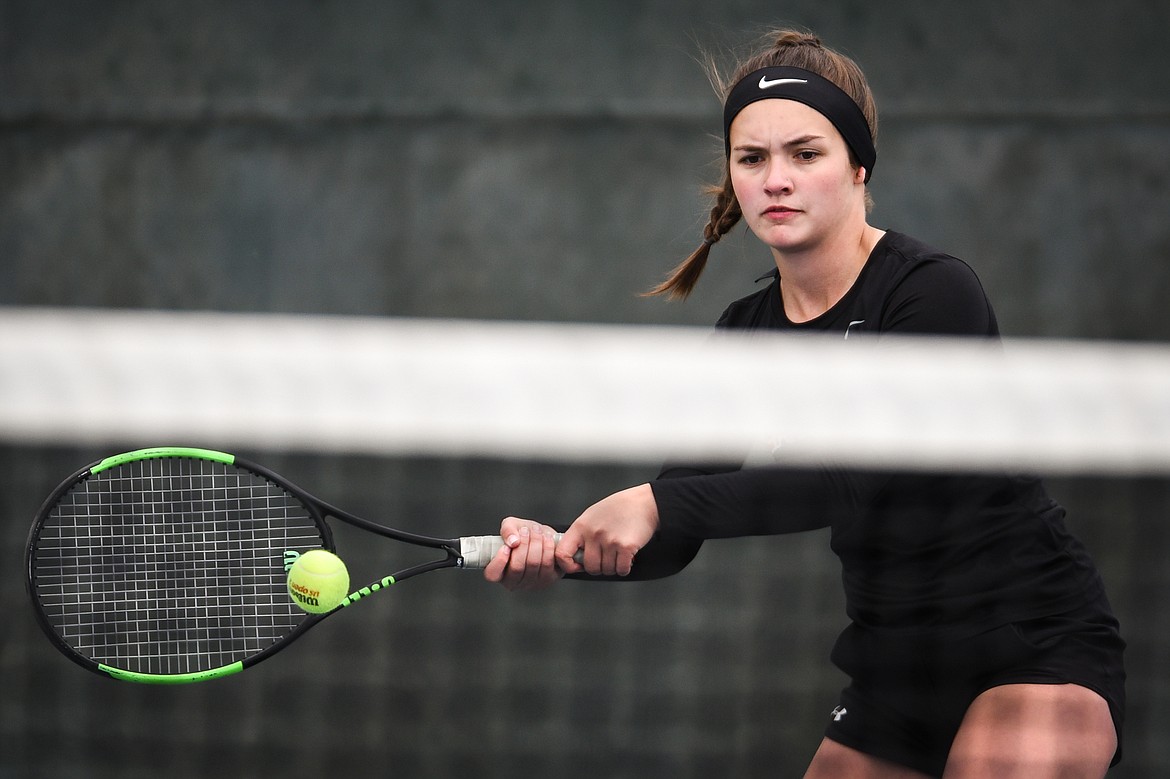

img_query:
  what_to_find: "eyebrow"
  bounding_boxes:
[784,134,827,147]
[731,134,828,153]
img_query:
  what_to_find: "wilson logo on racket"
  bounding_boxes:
[283,550,301,572]
[344,575,398,605]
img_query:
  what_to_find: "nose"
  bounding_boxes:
[764,160,793,196]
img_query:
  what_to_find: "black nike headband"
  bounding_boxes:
[722,66,876,182]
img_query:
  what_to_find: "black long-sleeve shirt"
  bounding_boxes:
[643,231,1104,635]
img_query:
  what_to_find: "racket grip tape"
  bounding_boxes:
[459,533,583,569]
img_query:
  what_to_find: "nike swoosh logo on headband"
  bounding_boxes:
[759,76,808,89]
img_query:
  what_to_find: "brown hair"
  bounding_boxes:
[645,29,878,300]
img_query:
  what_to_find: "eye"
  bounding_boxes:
[795,149,820,162]
[736,151,764,166]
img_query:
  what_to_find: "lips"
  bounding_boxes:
[762,205,800,219]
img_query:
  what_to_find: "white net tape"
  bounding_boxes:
[2,307,1169,474]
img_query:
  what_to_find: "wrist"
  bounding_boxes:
[630,483,659,533]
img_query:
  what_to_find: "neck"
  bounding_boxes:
[774,223,884,323]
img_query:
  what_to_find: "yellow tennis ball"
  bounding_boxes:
[287,549,350,614]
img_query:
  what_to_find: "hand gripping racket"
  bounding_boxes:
[25,447,562,684]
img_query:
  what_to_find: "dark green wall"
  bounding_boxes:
[4,1,1170,336]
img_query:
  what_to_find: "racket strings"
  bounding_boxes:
[31,457,325,675]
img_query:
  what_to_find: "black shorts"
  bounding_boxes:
[824,594,1126,777]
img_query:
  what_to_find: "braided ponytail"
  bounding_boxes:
[643,171,742,300]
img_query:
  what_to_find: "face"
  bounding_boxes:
[728,99,867,257]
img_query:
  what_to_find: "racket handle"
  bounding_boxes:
[459,533,582,569]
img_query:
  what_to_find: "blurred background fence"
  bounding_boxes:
[3,1,1169,776]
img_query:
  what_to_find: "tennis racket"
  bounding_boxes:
[25,446,565,685]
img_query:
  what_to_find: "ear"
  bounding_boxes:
[854,166,867,184]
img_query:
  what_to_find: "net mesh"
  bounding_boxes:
[2,307,1167,778]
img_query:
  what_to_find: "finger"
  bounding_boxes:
[601,545,619,577]
[555,527,584,574]
[583,541,603,577]
[537,526,558,580]
[617,547,635,577]
[521,526,547,572]
[493,517,530,590]
[507,526,534,582]
[482,542,511,584]
[517,527,547,589]
[499,516,526,548]
[511,526,546,590]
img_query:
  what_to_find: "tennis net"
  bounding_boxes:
[2,306,1168,474]
[2,306,1167,779]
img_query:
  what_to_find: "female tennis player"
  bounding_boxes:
[485,29,1125,779]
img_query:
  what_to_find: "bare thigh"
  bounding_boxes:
[804,737,934,779]
[943,683,1116,779]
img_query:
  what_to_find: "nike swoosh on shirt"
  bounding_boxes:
[759,76,808,89]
